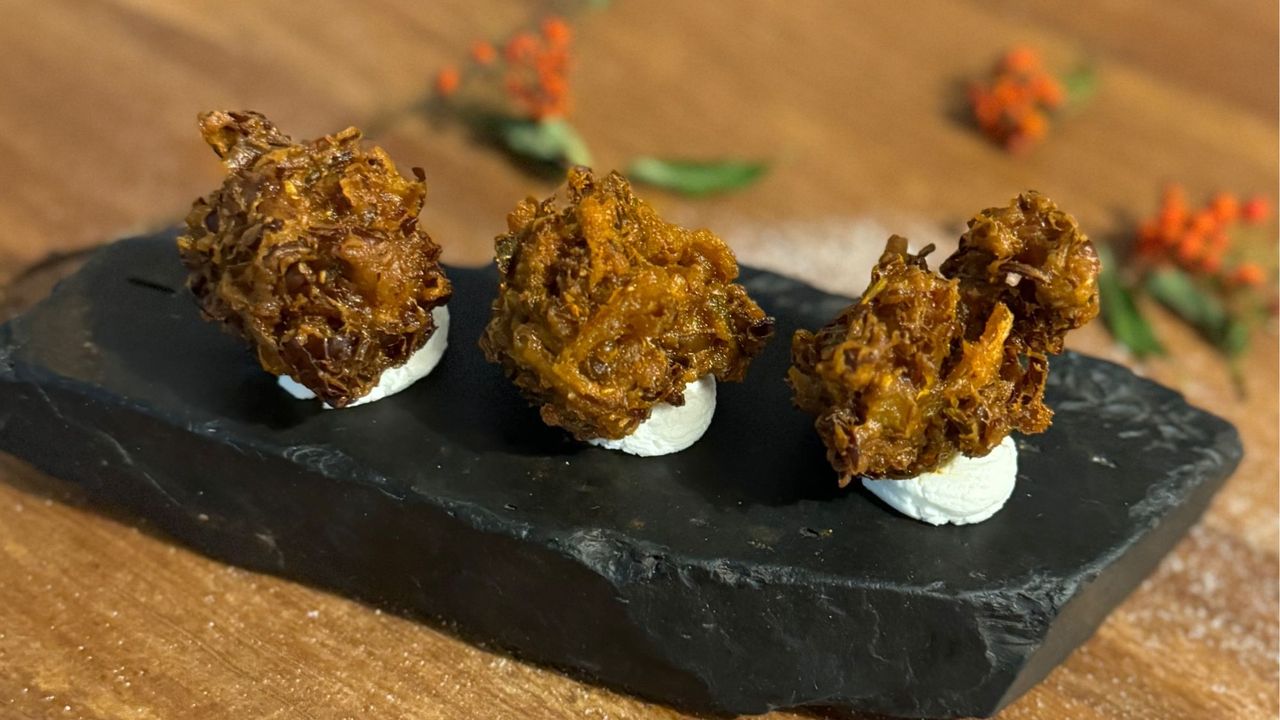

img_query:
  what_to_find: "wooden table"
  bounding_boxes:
[0,2,1275,717]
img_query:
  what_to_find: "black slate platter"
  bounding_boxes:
[0,233,1241,718]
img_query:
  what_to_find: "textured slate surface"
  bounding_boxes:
[0,233,1242,718]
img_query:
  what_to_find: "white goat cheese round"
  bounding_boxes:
[278,305,450,410]
[587,375,716,457]
[861,435,1018,526]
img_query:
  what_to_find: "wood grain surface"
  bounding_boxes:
[0,1,1275,718]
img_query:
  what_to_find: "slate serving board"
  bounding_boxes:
[0,233,1241,718]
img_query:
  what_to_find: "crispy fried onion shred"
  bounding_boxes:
[178,110,451,408]
[789,192,1100,484]
[481,167,774,440]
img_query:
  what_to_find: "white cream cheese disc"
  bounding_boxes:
[588,375,716,457]
[862,436,1018,526]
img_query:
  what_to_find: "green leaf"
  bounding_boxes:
[1062,65,1097,107]
[627,157,768,197]
[496,117,592,167]
[1219,316,1252,358]
[1145,267,1252,357]
[1145,268,1225,332]
[1097,246,1164,357]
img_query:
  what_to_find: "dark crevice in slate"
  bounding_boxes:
[0,233,1241,718]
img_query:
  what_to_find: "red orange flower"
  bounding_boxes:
[1241,195,1270,223]
[504,32,538,64]
[434,66,460,97]
[1136,184,1274,291]
[470,41,497,66]
[541,17,571,48]
[968,47,1067,153]
[503,19,573,119]
[1229,263,1265,287]
[434,17,574,121]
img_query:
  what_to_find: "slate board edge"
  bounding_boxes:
[0,356,1244,718]
[0,236,1245,718]
[0,367,1045,717]
[992,416,1239,711]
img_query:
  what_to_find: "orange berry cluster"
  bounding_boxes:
[968,47,1065,153]
[434,17,573,121]
[1136,185,1270,287]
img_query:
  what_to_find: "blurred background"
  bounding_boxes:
[0,2,1275,718]
[1,1,1274,267]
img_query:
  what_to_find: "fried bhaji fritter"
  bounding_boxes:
[480,167,775,441]
[941,192,1101,355]
[178,110,452,408]
[789,192,1100,484]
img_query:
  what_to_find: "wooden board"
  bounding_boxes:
[0,1,1275,718]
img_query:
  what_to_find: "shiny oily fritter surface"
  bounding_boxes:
[480,168,775,441]
[177,110,452,408]
[789,192,1100,484]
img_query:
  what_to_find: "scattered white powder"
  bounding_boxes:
[713,215,959,297]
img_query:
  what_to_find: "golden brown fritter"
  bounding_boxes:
[480,167,775,441]
[941,192,1101,356]
[178,110,452,408]
[789,192,1100,484]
